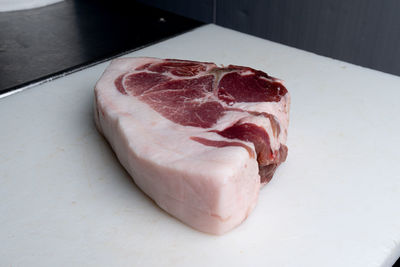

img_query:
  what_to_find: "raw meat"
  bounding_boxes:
[94,57,290,235]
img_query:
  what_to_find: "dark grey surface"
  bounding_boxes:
[140,0,400,77]
[0,0,203,95]
[217,0,400,76]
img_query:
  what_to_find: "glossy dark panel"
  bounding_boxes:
[0,0,203,95]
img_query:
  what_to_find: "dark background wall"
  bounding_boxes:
[137,0,400,77]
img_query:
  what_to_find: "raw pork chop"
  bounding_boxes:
[94,57,290,235]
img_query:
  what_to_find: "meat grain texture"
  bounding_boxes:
[94,57,290,234]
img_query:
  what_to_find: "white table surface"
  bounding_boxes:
[1,24,399,267]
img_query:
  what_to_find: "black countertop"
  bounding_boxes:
[0,0,203,96]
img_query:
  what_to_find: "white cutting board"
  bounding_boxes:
[1,25,400,267]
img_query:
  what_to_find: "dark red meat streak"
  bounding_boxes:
[212,123,288,183]
[114,59,288,183]
[218,71,287,104]
[224,107,281,137]
[190,136,255,159]
[213,123,273,165]
[115,74,126,94]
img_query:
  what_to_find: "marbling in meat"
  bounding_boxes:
[94,57,290,234]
